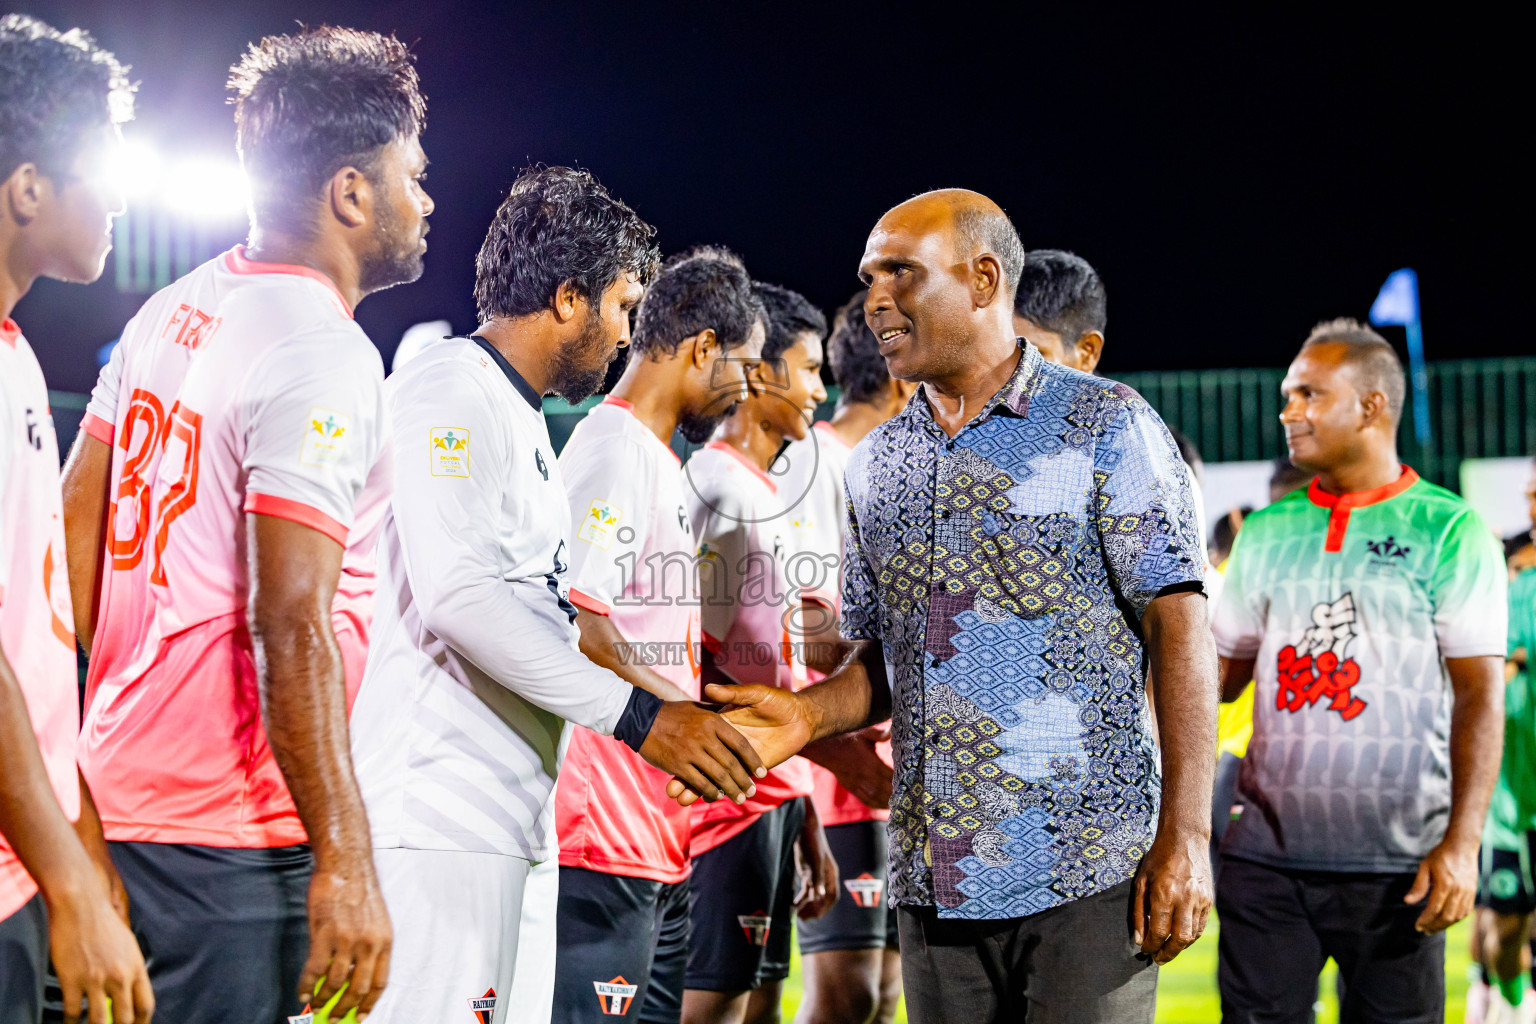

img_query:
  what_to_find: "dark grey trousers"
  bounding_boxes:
[897,879,1157,1024]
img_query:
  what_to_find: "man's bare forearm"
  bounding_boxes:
[248,515,371,868]
[60,432,113,655]
[1443,655,1504,850]
[1217,656,1257,704]
[1143,592,1218,839]
[801,641,890,741]
[0,650,99,901]
[253,613,371,864]
[575,609,692,702]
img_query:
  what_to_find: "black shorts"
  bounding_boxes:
[0,894,47,1024]
[797,820,893,955]
[686,798,805,992]
[1479,832,1536,915]
[1216,856,1444,1024]
[93,841,313,1024]
[553,866,691,1024]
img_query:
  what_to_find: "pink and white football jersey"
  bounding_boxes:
[684,440,813,855]
[556,397,700,883]
[78,247,391,848]
[777,421,892,827]
[0,319,80,918]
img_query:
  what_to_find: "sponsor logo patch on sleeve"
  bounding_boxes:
[300,407,351,468]
[577,498,623,549]
[430,426,471,477]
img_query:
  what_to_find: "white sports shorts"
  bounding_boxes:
[363,847,532,1024]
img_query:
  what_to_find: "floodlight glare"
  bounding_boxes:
[108,138,162,200]
[161,158,250,220]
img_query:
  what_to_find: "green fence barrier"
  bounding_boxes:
[1117,357,1536,490]
[52,356,1535,492]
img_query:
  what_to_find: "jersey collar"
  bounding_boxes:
[1306,466,1419,510]
[470,336,542,411]
[0,318,20,348]
[814,420,854,451]
[1307,466,1419,553]
[704,440,777,493]
[600,396,682,464]
[223,246,353,318]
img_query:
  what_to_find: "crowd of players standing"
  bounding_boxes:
[2,16,1531,1024]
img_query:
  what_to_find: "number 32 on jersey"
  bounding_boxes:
[108,387,202,586]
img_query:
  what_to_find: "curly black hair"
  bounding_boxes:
[475,165,660,322]
[229,26,424,234]
[752,281,826,361]
[826,289,892,405]
[0,14,133,181]
[1013,249,1107,349]
[630,245,761,358]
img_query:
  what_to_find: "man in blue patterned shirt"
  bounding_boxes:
[689,189,1218,1023]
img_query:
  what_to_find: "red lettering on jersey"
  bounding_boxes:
[106,388,203,584]
[161,304,223,351]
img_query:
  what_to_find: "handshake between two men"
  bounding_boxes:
[630,642,894,809]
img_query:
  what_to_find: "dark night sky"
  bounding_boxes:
[11,2,1525,394]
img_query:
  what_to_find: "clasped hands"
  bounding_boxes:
[636,683,820,806]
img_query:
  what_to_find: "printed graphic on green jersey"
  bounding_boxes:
[1275,592,1366,721]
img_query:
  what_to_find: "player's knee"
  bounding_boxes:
[809,972,879,1024]
[1494,911,1533,946]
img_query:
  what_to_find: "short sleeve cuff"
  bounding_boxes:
[1215,637,1263,660]
[1437,640,1509,660]
[81,412,115,445]
[802,589,837,610]
[245,492,349,546]
[569,588,612,616]
[1154,580,1206,600]
[613,688,663,752]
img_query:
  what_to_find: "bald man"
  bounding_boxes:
[691,190,1218,1023]
[1212,320,1505,1023]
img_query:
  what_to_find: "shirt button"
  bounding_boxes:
[936,508,948,520]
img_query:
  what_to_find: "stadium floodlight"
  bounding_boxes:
[108,137,249,221]
[108,137,162,200]
[161,157,249,220]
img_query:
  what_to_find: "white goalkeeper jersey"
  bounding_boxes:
[351,337,635,862]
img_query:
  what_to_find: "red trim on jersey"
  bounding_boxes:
[569,588,611,616]
[0,318,19,348]
[701,630,724,657]
[223,246,354,319]
[244,492,349,546]
[802,588,837,610]
[813,420,854,451]
[80,412,115,446]
[601,396,682,465]
[704,440,777,492]
[1306,466,1419,553]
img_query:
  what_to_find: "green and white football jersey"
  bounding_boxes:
[1212,468,1507,872]
[1485,567,1536,850]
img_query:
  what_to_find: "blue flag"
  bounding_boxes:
[1370,268,1419,326]
[1368,268,1430,445]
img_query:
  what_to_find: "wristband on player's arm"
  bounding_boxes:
[614,688,664,752]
